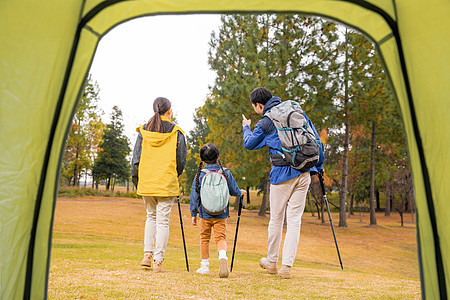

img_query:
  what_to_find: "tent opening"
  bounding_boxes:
[49,13,418,298]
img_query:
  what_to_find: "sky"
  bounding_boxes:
[89,14,223,143]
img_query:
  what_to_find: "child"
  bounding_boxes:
[190,143,246,278]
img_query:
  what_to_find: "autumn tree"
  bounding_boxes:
[60,74,104,186]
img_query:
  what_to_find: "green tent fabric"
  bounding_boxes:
[0,0,448,298]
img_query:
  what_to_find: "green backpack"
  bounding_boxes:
[199,168,229,215]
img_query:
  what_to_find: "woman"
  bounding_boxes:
[131,97,187,273]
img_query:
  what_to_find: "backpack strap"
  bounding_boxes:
[201,168,228,174]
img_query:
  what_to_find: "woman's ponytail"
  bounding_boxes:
[145,97,171,132]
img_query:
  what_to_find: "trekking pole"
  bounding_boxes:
[177,196,189,272]
[231,195,244,272]
[318,171,344,270]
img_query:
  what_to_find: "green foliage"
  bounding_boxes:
[61,74,104,186]
[206,14,410,217]
[184,107,211,195]
[92,106,131,190]
[206,14,340,190]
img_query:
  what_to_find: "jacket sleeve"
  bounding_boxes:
[176,131,187,176]
[131,132,142,186]
[243,124,267,150]
[225,169,242,197]
[190,175,199,217]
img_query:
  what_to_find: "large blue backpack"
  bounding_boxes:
[199,168,229,215]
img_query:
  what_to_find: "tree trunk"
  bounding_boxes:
[126,179,129,192]
[321,201,325,224]
[339,29,349,228]
[246,186,250,204]
[307,192,315,217]
[258,171,270,217]
[385,181,391,216]
[376,188,380,210]
[399,194,404,227]
[339,120,349,227]
[369,121,377,225]
[106,178,110,191]
[73,151,79,187]
[348,192,354,217]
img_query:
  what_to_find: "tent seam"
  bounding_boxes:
[84,25,101,38]
[378,32,393,46]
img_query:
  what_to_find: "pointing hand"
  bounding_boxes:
[242,114,251,127]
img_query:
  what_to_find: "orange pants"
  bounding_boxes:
[200,218,227,259]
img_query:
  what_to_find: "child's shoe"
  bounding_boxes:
[140,252,153,268]
[153,260,163,273]
[196,262,210,274]
[278,265,292,279]
[219,257,229,278]
[259,257,278,274]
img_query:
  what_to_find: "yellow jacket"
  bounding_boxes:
[136,117,185,196]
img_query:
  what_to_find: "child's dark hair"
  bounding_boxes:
[249,87,273,105]
[145,97,171,132]
[195,143,226,194]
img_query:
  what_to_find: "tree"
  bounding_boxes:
[184,106,211,195]
[60,74,104,186]
[92,106,131,190]
[207,14,339,216]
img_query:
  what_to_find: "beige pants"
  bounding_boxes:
[267,172,311,267]
[200,218,227,259]
[143,196,176,262]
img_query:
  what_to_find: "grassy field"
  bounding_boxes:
[49,196,420,299]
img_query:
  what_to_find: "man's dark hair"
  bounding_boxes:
[249,87,273,105]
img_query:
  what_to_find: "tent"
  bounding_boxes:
[0,0,448,299]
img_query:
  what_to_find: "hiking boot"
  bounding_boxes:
[196,262,210,275]
[278,265,292,279]
[140,252,153,268]
[219,258,229,278]
[259,257,277,274]
[153,260,163,273]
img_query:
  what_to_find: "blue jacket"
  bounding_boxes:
[190,164,242,219]
[243,97,324,185]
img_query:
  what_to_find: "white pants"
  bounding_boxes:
[143,196,176,262]
[267,172,311,267]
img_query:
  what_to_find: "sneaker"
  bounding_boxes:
[153,260,163,273]
[140,252,153,268]
[196,262,210,275]
[259,257,278,274]
[219,258,229,278]
[278,265,292,279]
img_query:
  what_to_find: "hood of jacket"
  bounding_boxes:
[137,115,184,147]
[141,130,177,147]
[263,96,282,115]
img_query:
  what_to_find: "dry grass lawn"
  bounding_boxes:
[49,196,420,299]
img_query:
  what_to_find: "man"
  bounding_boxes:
[242,87,324,278]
